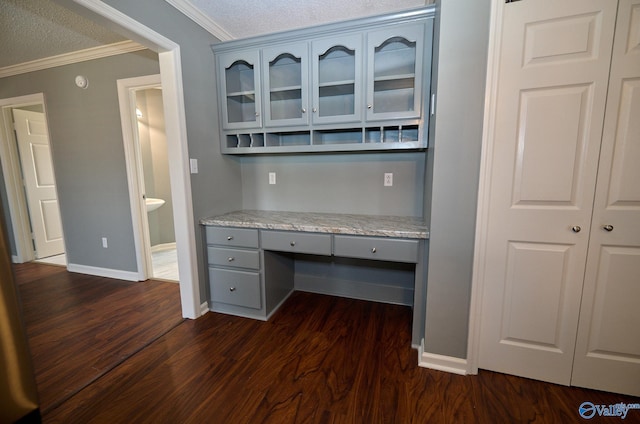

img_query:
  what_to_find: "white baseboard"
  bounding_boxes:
[67,263,141,282]
[11,255,19,263]
[418,340,468,375]
[200,301,209,317]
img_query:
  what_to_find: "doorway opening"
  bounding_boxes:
[0,94,66,266]
[117,75,178,282]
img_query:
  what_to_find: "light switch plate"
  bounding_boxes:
[190,158,198,174]
[269,172,276,185]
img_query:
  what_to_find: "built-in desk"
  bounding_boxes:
[200,210,429,346]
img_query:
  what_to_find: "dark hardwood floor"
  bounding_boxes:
[14,263,639,423]
[14,262,183,415]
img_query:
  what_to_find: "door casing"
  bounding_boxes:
[117,74,164,281]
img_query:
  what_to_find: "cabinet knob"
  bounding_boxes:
[312,108,317,113]
[227,257,235,262]
[255,112,260,117]
[367,104,373,110]
[571,226,581,233]
[227,236,234,241]
[229,286,236,292]
[371,247,377,253]
[290,241,296,247]
[603,224,614,232]
[302,108,307,113]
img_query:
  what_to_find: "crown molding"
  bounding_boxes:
[164,0,234,41]
[0,40,146,79]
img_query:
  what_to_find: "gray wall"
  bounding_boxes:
[0,50,161,270]
[0,0,242,301]
[422,0,490,358]
[241,152,425,217]
[97,0,243,299]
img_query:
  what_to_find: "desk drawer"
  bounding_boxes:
[206,226,259,248]
[334,235,419,263]
[261,230,332,256]
[209,268,261,309]
[207,247,259,270]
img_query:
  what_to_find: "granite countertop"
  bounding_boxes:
[200,210,429,239]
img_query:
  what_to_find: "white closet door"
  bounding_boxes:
[571,0,640,397]
[477,0,617,385]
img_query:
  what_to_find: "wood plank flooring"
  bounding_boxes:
[14,262,183,415]
[15,263,640,423]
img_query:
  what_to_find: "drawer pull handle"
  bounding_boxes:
[227,257,235,262]
[229,286,236,292]
[227,236,234,241]
[603,224,614,232]
[371,247,377,253]
[290,241,296,247]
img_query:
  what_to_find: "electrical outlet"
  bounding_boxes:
[384,173,393,187]
[269,172,276,185]
[102,237,108,248]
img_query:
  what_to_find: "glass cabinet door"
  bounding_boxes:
[218,50,262,129]
[366,23,425,121]
[263,44,309,127]
[311,35,363,124]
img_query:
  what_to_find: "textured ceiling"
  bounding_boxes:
[190,0,430,39]
[0,0,432,70]
[0,0,127,68]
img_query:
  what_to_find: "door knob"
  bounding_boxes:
[571,226,581,233]
[603,224,614,232]
[290,241,296,247]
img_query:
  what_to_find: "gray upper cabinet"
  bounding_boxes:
[311,35,363,124]
[263,43,310,127]
[212,7,435,154]
[218,49,262,130]
[366,23,425,121]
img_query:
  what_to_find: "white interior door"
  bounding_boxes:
[570,0,640,397]
[12,109,64,259]
[477,0,617,385]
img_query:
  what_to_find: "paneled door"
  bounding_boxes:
[12,109,64,259]
[477,0,617,385]
[570,0,640,397]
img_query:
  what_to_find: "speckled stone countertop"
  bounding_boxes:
[200,210,429,239]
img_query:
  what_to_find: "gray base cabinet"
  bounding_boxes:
[205,225,427,345]
[206,226,293,320]
[212,7,435,154]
